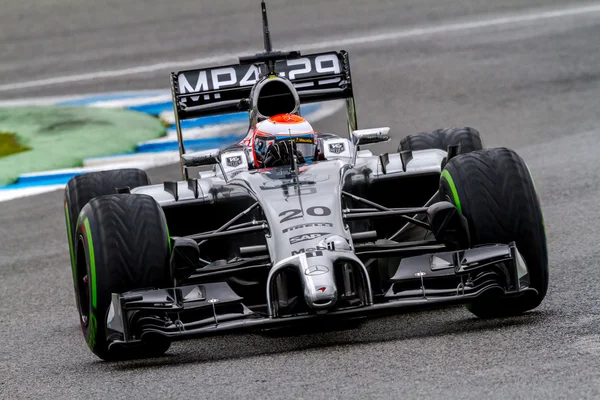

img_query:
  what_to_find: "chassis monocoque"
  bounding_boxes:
[63,4,547,361]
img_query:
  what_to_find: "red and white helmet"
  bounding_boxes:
[251,114,317,167]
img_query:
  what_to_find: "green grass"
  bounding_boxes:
[0,106,166,185]
[0,132,31,157]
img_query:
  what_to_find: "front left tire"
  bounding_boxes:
[74,194,172,360]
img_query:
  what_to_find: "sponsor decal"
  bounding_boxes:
[279,206,331,223]
[291,246,327,256]
[178,53,342,101]
[289,232,329,244]
[225,155,243,168]
[282,222,333,233]
[328,142,345,154]
[304,265,330,276]
[294,137,315,144]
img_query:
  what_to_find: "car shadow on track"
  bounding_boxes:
[106,307,548,370]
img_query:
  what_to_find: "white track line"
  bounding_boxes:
[300,4,600,51]
[87,94,173,108]
[0,90,169,107]
[1,3,599,93]
[0,185,65,202]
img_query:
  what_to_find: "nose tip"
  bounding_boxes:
[303,262,338,309]
[311,284,336,307]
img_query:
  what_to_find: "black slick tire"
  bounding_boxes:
[64,169,150,287]
[74,194,172,360]
[399,127,483,154]
[439,147,548,318]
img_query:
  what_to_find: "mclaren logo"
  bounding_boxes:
[289,232,328,244]
[226,155,243,168]
[328,142,345,154]
[304,265,329,276]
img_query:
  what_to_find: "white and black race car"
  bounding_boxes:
[63,2,547,360]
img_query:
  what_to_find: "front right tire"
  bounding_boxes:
[439,147,548,318]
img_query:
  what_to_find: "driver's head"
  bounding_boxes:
[252,114,317,167]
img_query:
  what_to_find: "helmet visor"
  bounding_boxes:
[287,135,316,160]
[255,134,316,161]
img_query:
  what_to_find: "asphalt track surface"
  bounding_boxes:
[1,1,600,399]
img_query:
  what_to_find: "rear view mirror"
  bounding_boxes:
[351,127,391,146]
[182,149,221,167]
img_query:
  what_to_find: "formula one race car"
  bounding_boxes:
[63,2,547,360]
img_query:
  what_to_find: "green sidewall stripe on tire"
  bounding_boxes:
[441,170,462,214]
[525,163,547,236]
[64,202,76,278]
[166,223,172,253]
[83,217,97,309]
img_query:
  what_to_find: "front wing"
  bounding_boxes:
[106,242,534,349]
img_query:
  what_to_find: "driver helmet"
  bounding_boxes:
[252,114,317,167]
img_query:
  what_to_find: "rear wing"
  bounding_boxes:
[169,3,360,180]
[170,51,354,120]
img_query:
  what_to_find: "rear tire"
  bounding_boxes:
[74,194,172,360]
[439,148,548,318]
[64,169,149,292]
[399,127,483,154]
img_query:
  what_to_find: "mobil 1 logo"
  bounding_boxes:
[291,246,327,257]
